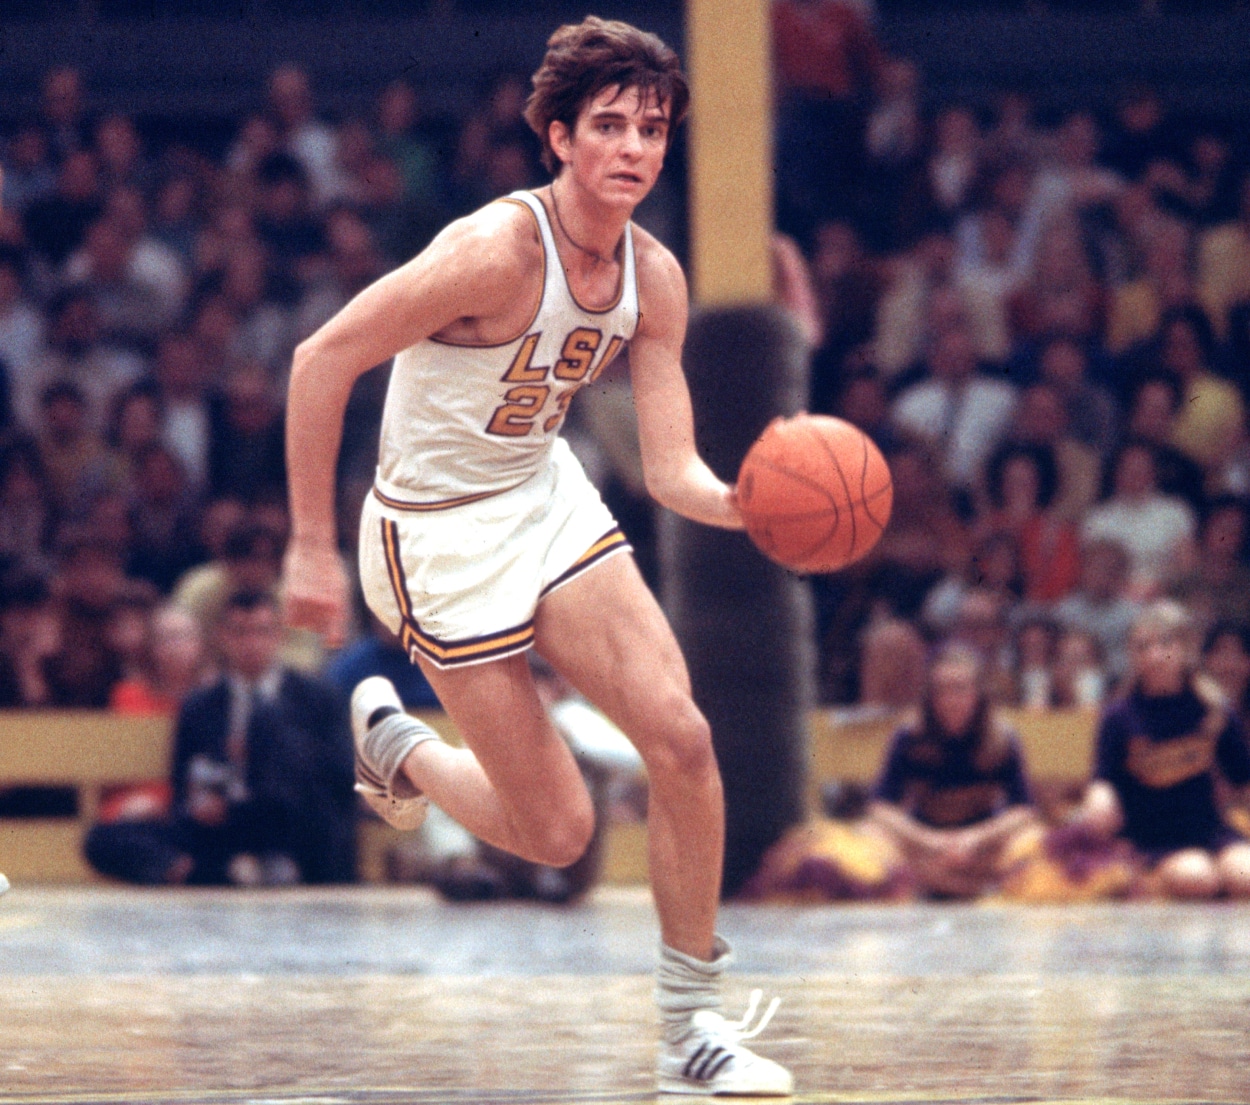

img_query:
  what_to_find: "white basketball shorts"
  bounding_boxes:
[358,438,632,669]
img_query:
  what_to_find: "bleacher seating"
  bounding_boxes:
[0,706,1098,885]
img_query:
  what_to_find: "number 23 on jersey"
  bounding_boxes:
[486,327,626,437]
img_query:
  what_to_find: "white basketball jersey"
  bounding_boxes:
[374,190,639,509]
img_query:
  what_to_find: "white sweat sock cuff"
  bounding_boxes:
[655,935,733,1044]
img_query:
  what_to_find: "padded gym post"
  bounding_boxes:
[660,304,814,897]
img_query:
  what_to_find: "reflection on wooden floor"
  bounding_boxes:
[2,887,1248,1104]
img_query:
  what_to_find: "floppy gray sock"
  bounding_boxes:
[655,935,732,1045]
[367,712,441,799]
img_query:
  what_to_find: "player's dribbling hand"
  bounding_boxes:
[281,538,350,648]
[723,482,745,530]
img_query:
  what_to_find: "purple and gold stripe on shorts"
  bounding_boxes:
[539,527,632,598]
[380,518,535,669]
[372,480,524,513]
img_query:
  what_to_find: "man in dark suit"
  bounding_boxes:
[86,590,356,885]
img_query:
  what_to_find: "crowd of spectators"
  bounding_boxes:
[2,6,1250,889]
[0,61,556,717]
[773,0,1250,711]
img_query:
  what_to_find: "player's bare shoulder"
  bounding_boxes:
[631,223,688,339]
[425,198,541,289]
[418,196,545,342]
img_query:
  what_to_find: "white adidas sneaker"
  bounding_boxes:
[350,676,440,832]
[657,990,793,1096]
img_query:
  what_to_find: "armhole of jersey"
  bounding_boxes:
[426,195,547,348]
[622,221,640,329]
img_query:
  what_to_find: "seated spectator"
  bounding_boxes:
[1013,618,1108,711]
[1064,600,1250,899]
[1123,372,1207,509]
[22,149,102,271]
[46,527,130,707]
[1081,441,1196,598]
[33,380,120,518]
[1,123,56,215]
[1034,337,1118,458]
[1202,621,1250,719]
[109,600,209,716]
[1196,169,1250,341]
[207,359,286,504]
[0,245,46,383]
[98,595,207,825]
[1102,86,1170,184]
[1050,628,1108,710]
[1008,218,1105,350]
[101,380,164,499]
[890,318,1017,493]
[980,441,1081,603]
[1013,615,1059,710]
[1050,537,1141,685]
[1007,381,1102,524]
[1105,217,1193,357]
[84,590,356,886]
[1145,129,1238,230]
[264,64,346,211]
[172,515,324,673]
[866,642,1040,899]
[857,614,928,710]
[152,330,213,493]
[922,532,1022,643]
[871,228,958,382]
[833,366,901,456]
[1167,495,1250,633]
[953,203,1030,365]
[18,287,145,439]
[0,436,56,578]
[125,442,204,593]
[0,570,62,707]
[946,586,1018,705]
[62,214,173,350]
[1155,304,1244,472]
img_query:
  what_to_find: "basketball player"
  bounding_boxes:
[281,17,792,1097]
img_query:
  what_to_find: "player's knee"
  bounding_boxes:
[534,813,596,869]
[523,794,596,869]
[646,702,717,784]
[1159,850,1220,900]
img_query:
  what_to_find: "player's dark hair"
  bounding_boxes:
[525,16,689,175]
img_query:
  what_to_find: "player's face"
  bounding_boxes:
[554,84,670,208]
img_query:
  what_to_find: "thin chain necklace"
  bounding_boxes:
[549,186,619,266]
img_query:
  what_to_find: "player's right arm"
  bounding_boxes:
[282,204,532,643]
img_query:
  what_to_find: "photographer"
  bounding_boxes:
[85,589,356,885]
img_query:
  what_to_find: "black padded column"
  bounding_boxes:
[660,304,814,897]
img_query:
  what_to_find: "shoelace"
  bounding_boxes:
[691,989,781,1042]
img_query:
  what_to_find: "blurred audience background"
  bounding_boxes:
[0,0,1248,728]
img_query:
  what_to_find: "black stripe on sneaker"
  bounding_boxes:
[704,1050,734,1080]
[690,1045,730,1080]
[683,1044,708,1080]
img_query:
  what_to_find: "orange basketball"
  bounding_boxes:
[736,413,893,573]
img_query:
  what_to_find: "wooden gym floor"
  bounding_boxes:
[1,885,1248,1104]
